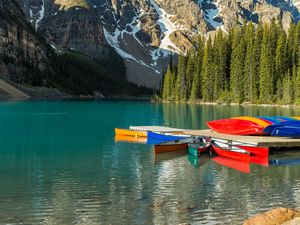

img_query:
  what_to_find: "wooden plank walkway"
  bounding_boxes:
[129,126,186,133]
[130,126,300,148]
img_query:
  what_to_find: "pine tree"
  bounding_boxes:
[201,36,214,101]
[162,66,172,100]
[213,29,228,100]
[185,53,195,99]
[175,54,187,101]
[230,27,245,103]
[190,37,204,100]
[259,24,274,103]
[244,22,256,102]
[275,31,287,82]
[253,23,263,101]
[282,71,292,104]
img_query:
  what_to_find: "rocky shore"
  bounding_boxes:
[243,208,300,225]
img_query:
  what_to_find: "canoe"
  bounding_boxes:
[147,131,190,141]
[154,138,193,154]
[114,135,147,144]
[188,138,211,157]
[207,118,265,135]
[188,143,210,157]
[115,128,147,137]
[232,116,271,127]
[271,126,300,138]
[212,138,269,156]
[263,120,300,135]
[236,145,269,157]
[154,143,188,154]
[250,155,269,167]
[213,156,250,173]
[211,141,250,162]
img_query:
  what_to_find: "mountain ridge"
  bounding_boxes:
[3,0,300,91]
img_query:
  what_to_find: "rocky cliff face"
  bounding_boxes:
[0,0,52,84]
[12,0,300,88]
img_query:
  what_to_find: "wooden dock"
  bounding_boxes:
[130,126,300,148]
[129,126,185,133]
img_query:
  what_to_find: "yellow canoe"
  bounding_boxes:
[232,116,270,127]
[292,117,300,120]
[115,128,147,137]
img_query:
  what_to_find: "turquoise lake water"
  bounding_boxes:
[1,101,300,224]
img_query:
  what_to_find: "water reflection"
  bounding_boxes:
[162,103,300,129]
[213,156,251,173]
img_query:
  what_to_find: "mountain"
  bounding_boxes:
[0,0,152,98]
[1,0,300,94]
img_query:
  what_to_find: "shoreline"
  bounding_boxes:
[153,99,300,109]
[0,95,152,102]
[1,96,300,108]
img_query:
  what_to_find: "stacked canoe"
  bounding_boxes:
[207,116,300,137]
[206,116,300,164]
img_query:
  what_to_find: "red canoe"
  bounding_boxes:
[207,118,265,135]
[211,142,250,162]
[236,145,269,157]
[250,155,269,167]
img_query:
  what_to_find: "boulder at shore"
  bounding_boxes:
[243,208,300,225]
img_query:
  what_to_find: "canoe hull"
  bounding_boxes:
[188,143,210,158]
[154,143,188,154]
[114,135,147,144]
[147,131,189,141]
[263,121,300,135]
[115,128,147,137]
[207,119,265,135]
[237,145,269,157]
[212,142,250,162]
[271,126,300,138]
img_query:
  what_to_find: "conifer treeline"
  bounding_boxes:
[161,20,300,104]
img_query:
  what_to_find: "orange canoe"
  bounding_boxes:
[114,135,147,144]
[115,128,147,137]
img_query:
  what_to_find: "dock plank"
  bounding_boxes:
[129,126,186,133]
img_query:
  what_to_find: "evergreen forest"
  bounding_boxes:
[161,20,300,104]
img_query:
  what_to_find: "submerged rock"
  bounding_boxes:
[243,207,300,225]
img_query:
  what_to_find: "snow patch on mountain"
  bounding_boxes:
[103,26,159,74]
[202,0,223,29]
[149,0,181,54]
[103,27,135,60]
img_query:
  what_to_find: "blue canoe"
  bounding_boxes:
[146,131,191,144]
[271,126,300,137]
[263,120,300,135]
